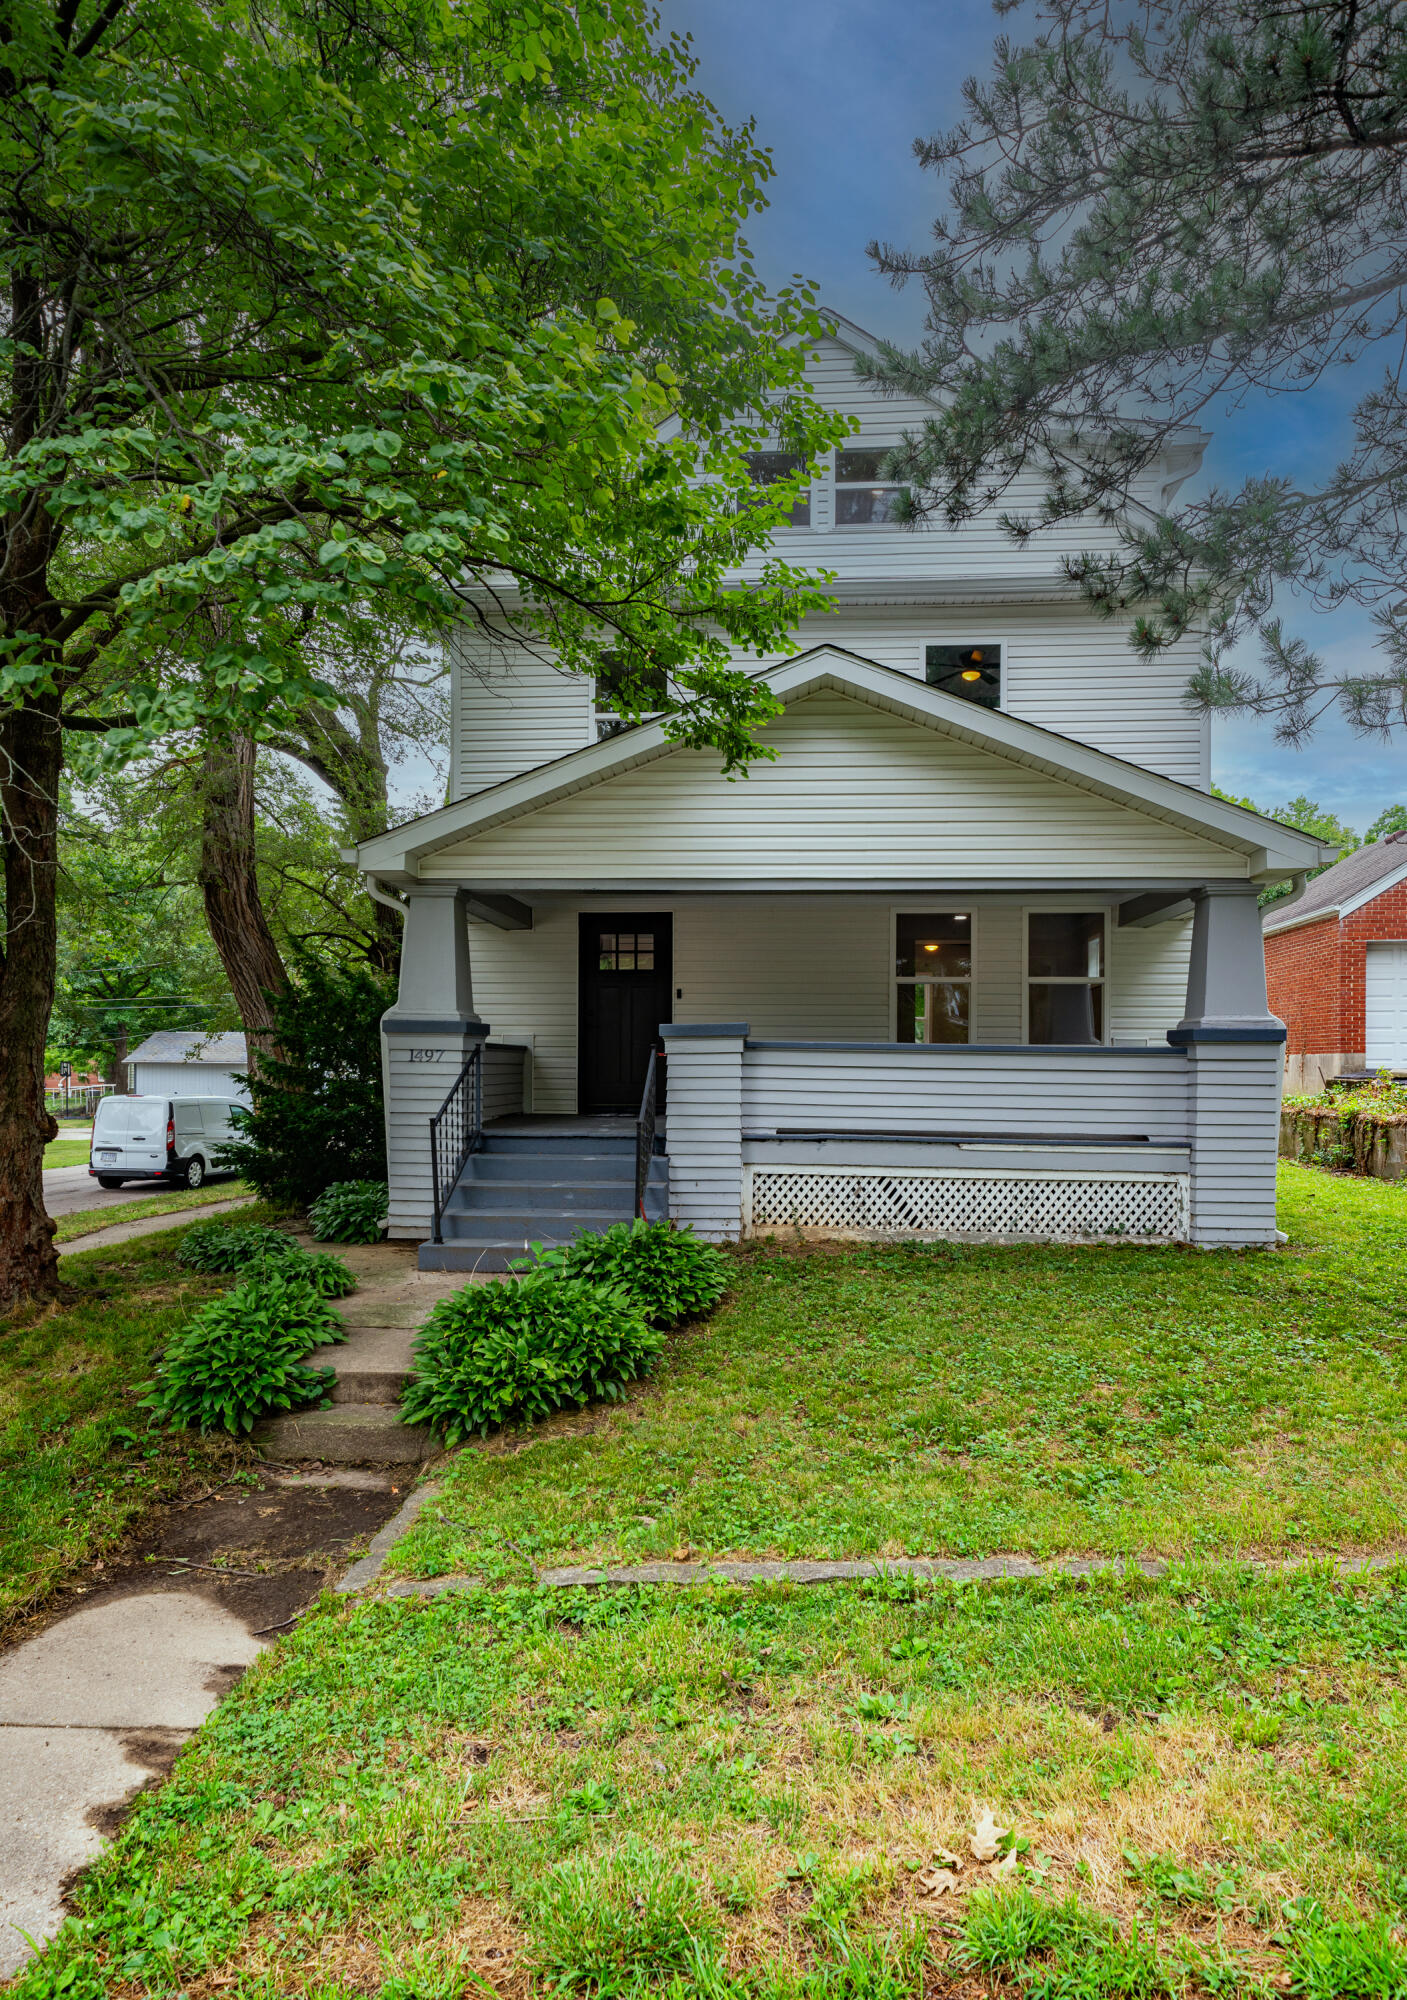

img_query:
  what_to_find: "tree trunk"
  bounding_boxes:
[0,694,62,1308]
[198,731,288,1073]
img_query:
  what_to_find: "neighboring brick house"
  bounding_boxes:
[1263,829,1407,1091]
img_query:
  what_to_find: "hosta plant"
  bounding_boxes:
[401,1268,662,1445]
[548,1220,731,1327]
[308,1180,389,1244]
[288,1251,357,1298]
[176,1221,304,1274]
[142,1269,345,1436]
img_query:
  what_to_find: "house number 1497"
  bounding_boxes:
[408,1049,446,1063]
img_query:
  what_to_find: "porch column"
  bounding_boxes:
[1169,883,1286,1249]
[380,887,489,1240]
[660,1023,748,1241]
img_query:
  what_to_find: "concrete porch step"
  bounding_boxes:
[465,1154,667,1185]
[326,1324,418,1405]
[254,1403,438,1464]
[446,1180,647,1213]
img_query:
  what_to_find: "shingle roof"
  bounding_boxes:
[1263,829,1407,932]
[126,1030,248,1067]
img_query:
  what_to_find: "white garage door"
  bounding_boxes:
[1365,942,1407,1066]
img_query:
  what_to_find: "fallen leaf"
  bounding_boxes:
[933,1845,963,1869]
[990,1849,1019,1877]
[971,1808,1010,1863]
[917,1867,958,1898]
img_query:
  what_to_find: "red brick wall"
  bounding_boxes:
[1265,913,1344,1055]
[1266,875,1407,1055]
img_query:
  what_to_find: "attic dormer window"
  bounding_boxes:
[593,652,670,740]
[925,643,1002,711]
[834,447,906,525]
[743,450,810,527]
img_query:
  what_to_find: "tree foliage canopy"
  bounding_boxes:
[2,0,842,762]
[865,0,1407,743]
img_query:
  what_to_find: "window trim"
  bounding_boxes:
[889,905,980,1044]
[1020,904,1111,1047]
[916,635,1010,716]
[832,443,907,529]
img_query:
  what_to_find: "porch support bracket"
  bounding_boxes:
[464,891,532,932]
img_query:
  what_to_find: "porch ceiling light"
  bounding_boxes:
[961,669,982,681]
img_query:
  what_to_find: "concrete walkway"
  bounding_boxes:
[59,1195,255,1257]
[0,1595,263,1976]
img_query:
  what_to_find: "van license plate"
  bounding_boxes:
[98,1151,117,1164]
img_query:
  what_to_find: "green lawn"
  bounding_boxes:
[0,1214,272,1631]
[391,1165,1407,1581]
[21,1565,1407,1999]
[53,1181,254,1244]
[44,1132,92,1168]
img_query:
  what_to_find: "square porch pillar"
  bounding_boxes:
[659,1024,749,1241]
[1169,883,1286,1248]
[380,886,488,1240]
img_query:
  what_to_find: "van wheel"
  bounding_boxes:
[97,1175,125,1189]
[183,1155,206,1190]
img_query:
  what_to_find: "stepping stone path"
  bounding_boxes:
[255,1238,483,1465]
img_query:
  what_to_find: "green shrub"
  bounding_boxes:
[524,1840,721,1990]
[400,1268,662,1445]
[308,1180,389,1244]
[291,1251,357,1298]
[141,1268,345,1435]
[550,1220,730,1327]
[177,1221,304,1274]
[217,956,393,1207]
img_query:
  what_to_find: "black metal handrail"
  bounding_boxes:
[635,1046,660,1220]
[429,1042,484,1244]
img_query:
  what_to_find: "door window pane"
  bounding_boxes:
[598,930,655,972]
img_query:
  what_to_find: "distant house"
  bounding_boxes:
[1264,830,1407,1091]
[125,1030,250,1103]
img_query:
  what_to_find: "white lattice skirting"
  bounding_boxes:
[742,1166,1191,1243]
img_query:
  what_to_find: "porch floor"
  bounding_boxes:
[486,1113,665,1140]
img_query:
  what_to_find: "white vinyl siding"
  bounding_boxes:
[468,891,1193,1114]
[725,604,1208,788]
[451,624,593,799]
[428,691,1242,888]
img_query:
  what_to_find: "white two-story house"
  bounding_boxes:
[355,314,1330,1268]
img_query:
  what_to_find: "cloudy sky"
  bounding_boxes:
[655,0,1405,835]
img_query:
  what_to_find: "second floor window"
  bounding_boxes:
[743,450,811,527]
[834,446,906,524]
[594,653,670,740]
[925,643,1002,710]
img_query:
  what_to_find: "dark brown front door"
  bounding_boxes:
[578,914,672,1113]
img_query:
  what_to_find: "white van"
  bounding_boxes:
[89,1094,243,1190]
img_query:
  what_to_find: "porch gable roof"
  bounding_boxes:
[355,646,1334,884]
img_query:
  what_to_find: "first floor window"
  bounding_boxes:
[895,912,971,1043]
[834,446,906,524]
[743,449,811,527]
[925,642,1001,710]
[1027,911,1105,1043]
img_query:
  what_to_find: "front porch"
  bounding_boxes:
[382,879,1289,1259]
